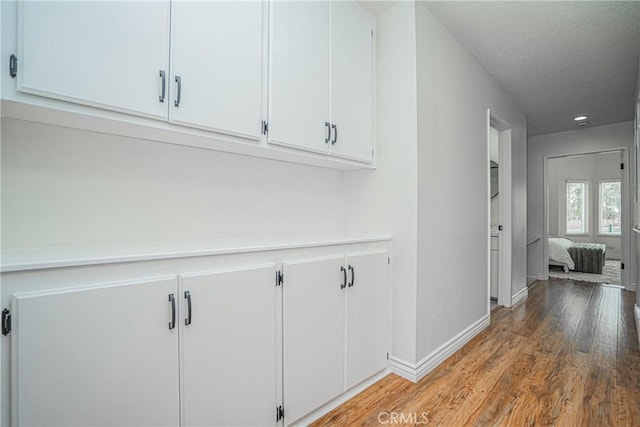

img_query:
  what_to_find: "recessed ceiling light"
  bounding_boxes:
[573,115,589,121]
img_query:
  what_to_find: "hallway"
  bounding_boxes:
[312,279,640,426]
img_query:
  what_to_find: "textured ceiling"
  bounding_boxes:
[423,1,640,136]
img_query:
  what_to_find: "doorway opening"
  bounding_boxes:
[487,110,512,312]
[543,149,628,288]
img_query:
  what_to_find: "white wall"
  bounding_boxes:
[528,122,634,285]
[413,2,527,362]
[342,1,418,363]
[1,119,346,248]
[548,152,622,259]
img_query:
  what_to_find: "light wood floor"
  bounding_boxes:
[312,279,640,426]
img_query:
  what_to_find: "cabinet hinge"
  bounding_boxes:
[621,163,624,170]
[621,262,625,270]
[9,54,17,79]
[276,270,283,287]
[262,120,269,135]
[2,309,11,336]
[276,405,284,422]
[386,352,389,360]
[371,29,374,37]
[388,257,390,265]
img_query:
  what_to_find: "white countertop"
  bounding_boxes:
[1,235,393,273]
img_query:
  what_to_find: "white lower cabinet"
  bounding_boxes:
[11,277,181,427]
[7,243,389,426]
[344,252,389,389]
[179,265,277,426]
[10,266,278,427]
[282,256,346,424]
[282,251,389,425]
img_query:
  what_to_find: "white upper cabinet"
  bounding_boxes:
[170,1,266,139]
[18,0,171,119]
[8,0,374,169]
[329,1,375,162]
[268,0,330,153]
[269,0,374,162]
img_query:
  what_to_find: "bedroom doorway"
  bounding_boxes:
[488,110,512,310]
[543,149,628,288]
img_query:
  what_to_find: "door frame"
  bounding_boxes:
[542,148,630,288]
[487,110,513,310]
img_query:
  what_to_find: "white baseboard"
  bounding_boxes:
[526,275,537,286]
[289,368,389,426]
[627,282,637,292]
[389,314,490,383]
[635,305,640,348]
[511,286,528,307]
[537,273,545,280]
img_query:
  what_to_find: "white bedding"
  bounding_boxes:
[548,237,575,272]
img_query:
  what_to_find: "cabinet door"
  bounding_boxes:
[345,251,389,389]
[11,277,180,427]
[179,265,277,427]
[18,1,170,119]
[170,1,265,138]
[329,1,374,162]
[283,257,344,424]
[269,0,330,153]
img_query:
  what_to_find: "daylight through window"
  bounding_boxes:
[566,181,588,234]
[599,181,621,235]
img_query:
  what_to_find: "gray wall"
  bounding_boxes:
[415,2,527,362]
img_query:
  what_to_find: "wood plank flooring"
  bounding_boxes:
[311,279,640,426]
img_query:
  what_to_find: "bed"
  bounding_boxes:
[548,237,606,274]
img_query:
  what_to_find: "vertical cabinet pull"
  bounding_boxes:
[168,294,176,330]
[184,291,192,326]
[331,123,337,145]
[159,70,166,103]
[340,266,347,289]
[325,121,331,144]
[174,75,182,107]
[348,265,354,287]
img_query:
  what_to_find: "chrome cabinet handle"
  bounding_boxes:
[159,70,166,103]
[325,121,331,144]
[168,294,176,330]
[184,291,192,326]
[348,265,354,287]
[331,123,337,145]
[174,75,182,107]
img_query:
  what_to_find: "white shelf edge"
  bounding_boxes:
[1,235,393,273]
